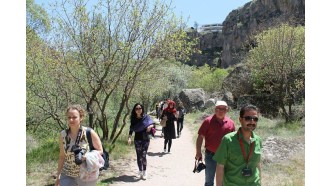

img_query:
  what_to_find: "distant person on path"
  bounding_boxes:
[160,98,169,137]
[195,101,235,186]
[213,104,262,186]
[176,103,186,138]
[155,102,160,120]
[161,100,178,153]
[128,103,155,180]
[55,104,104,186]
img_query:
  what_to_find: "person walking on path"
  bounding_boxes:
[160,98,169,137]
[128,103,155,180]
[55,104,103,186]
[195,100,235,186]
[213,104,262,186]
[161,100,178,153]
[155,102,160,120]
[176,103,186,138]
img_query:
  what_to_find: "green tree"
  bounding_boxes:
[26,0,50,34]
[27,0,197,147]
[187,64,228,93]
[247,24,305,123]
[27,0,66,135]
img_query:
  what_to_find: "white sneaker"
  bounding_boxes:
[142,170,147,180]
[163,149,166,153]
[138,171,143,179]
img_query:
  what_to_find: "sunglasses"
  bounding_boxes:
[242,116,259,122]
[135,107,142,110]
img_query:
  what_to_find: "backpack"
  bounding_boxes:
[86,128,110,171]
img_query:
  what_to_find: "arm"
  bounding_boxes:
[128,130,133,145]
[55,134,65,186]
[257,163,262,184]
[216,164,225,186]
[195,134,204,160]
[91,130,103,154]
[146,124,154,132]
[174,111,179,119]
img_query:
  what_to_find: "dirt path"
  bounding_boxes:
[108,117,205,186]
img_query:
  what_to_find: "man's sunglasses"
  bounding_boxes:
[242,116,259,122]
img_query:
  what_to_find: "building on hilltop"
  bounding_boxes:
[198,23,223,33]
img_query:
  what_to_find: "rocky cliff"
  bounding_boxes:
[187,0,305,68]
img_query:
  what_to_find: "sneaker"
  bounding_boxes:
[168,150,171,154]
[138,171,143,179]
[142,170,147,180]
[164,149,166,153]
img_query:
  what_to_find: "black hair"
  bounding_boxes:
[130,103,144,125]
[239,104,259,117]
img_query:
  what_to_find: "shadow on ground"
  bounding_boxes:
[100,175,140,184]
[154,134,163,138]
[147,151,166,157]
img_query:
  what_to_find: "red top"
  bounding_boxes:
[198,115,235,153]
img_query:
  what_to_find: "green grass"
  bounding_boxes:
[26,138,59,186]
[262,150,305,186]
[26,138,59,166]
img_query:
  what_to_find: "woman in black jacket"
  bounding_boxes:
[160,100,178,153]
[128,103,155,180]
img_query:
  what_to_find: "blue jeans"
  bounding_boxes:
[204,150,217,186]
[60,173,97,186]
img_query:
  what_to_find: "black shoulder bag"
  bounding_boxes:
[86,128,110,171]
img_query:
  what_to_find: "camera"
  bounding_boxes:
[241,167,252,177]
[71,145,86,165]
[193,161,206,173]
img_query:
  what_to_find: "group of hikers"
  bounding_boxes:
[156,98,186,138]
[55,99,262,186]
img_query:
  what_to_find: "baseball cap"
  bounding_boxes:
[215,100,228,107]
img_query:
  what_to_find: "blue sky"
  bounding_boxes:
[169,0,251,26]
[34,0,251,27]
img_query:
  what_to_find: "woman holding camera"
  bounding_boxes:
[128,103,155,180]
[55,104,103,186]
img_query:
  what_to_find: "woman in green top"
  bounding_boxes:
[213,104,262,186]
